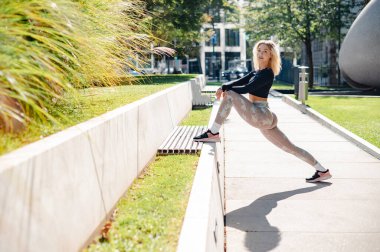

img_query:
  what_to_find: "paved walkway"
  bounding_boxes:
[224,96,380,252]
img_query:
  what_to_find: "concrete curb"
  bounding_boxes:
[269,89,285,97]
[282,94,380,160]
[177,102,225,252]
[176,142,224,252]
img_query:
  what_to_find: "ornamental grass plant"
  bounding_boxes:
[0,0,153,132]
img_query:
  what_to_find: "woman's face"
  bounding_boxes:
[257,44,272,67]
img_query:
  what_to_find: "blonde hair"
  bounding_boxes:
[253,40,281,76]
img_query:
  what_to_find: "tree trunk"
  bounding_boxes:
[329,40,338,86]
[304,0,314,89]
[166,57,171,74]
[305,39,314,89]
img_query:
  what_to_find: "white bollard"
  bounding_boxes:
[298,66,309,105]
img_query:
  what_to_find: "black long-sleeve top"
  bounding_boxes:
[221,68,274,98]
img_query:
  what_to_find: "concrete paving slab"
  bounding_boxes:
[202,85,220,92]
[225,132,348,142]
[226,229,380,252]
[226,199,380,232]
[224,97,380,251]
[225,149,379,163]
[225,140,369,152]
[225,162,380,179]
[223,126,347,142]
[226,178,380,200]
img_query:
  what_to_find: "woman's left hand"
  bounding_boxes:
[215,88,223,100]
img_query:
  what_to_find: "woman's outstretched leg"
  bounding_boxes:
[260,125,332,182]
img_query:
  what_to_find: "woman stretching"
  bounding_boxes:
[194,40,332,183]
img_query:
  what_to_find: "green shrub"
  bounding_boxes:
[124,74,198,85]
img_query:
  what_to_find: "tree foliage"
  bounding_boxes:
[244,0,366,87]
[145,0,225,57]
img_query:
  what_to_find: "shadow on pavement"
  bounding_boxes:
[225,182,332,252]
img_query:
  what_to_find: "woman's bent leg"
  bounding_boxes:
[210,91,276,133]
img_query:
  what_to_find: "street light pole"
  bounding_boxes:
[211,22,216,80]
[337,0,341,86]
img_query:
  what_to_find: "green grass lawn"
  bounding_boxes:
[305,96,380,148]
[0,84,176,155]
[85,154,198,252]
[272,80,339,91]
[206,81,223,86]
[271,80,294,90]
[180,106,213,126]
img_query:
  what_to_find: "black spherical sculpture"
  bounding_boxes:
[339,0,380,90]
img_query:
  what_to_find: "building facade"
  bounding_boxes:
[200,0,247,79]
[300,40,339,86]
[299,1,365,86]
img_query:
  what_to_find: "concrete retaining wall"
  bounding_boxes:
[0,76,203,252]
[177,103,225,252]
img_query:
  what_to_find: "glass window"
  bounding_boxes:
[205,52,222,77]
[209,8,221,23]
[205,29,220,47]
[225,52,240,70]
[225,29,240,47]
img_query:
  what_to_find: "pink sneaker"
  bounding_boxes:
[306,169,332,183]
[193,130,220,142]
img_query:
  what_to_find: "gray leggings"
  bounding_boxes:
[212,90,318,166]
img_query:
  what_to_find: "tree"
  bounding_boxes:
[327,0,367,85]
[245,0,348,88]
[145,0,225,58]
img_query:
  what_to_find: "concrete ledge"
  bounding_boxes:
[176,142,224,252]
[0,78,197,252]
[191,75,211,106]
[269,89,285,98]
[282,94,380,160]
[177,101,225,252]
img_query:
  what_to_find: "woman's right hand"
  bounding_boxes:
[215,88,223,100]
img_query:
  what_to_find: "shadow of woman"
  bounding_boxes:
[225,182,332,252]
